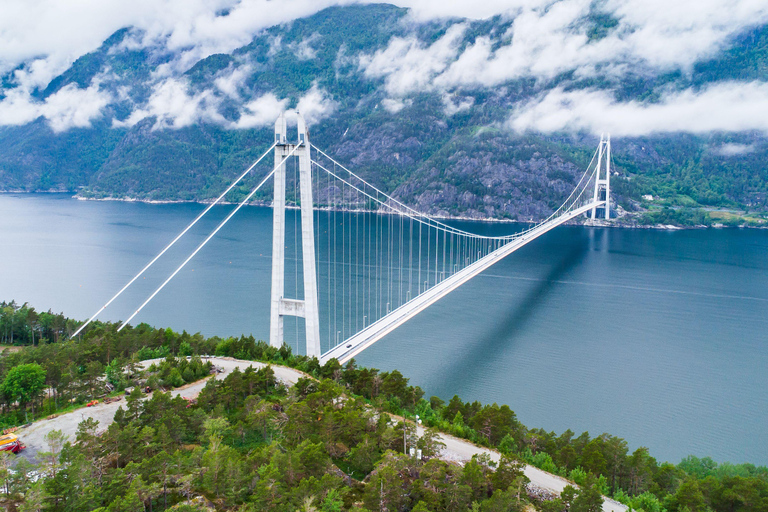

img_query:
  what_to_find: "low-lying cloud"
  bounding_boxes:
[508,82,768,136]
[366,0,768,92]
[359,24,466,97]
[0,0,363,86]
[235,93,289,129]
[0,81,111,132]
[296,84,337,125]
[2,0,768,136]
[714,143,756,156]
[115,78,226,129]
[111,76,335,130]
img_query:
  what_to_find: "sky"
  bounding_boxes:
[0,0,767,135]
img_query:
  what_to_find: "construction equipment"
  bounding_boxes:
[0,433,25,454]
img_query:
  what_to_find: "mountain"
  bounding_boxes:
[1,4,767,224]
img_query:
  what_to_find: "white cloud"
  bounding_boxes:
[714,143,755,156]
[290,34,321,60]
[359,23,466,96]
[344,0,768,102]
[0,0,370,84]
[214,65,252,99]
[508,81,768,136]
[606,0,768,69]
[235,85,335,128]
[430,0,768,89]
[267,35,283,57]
[0,82,110,132]
[0,89,39,126]
[4,0,767,84]
[441,93,473,115]
[296,83,336,124]
[2,0,768,136]
[116,80,333,130]
[381,97,411,113]
[115,78,225,129]
[42,84,112,132]
[435,0,617,87]
[235,93,289,128]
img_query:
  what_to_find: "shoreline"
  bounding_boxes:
[3,190,765,231]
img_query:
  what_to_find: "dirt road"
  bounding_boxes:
[16,357,625,512]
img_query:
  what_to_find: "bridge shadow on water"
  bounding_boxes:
[433,234,593,389]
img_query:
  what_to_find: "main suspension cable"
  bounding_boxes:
[117,144,299,332]
[311,145,600,242]
[71,142,277,338]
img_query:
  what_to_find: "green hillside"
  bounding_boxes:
[1,4,767,226]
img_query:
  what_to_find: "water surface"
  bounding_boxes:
[1,193,766,465]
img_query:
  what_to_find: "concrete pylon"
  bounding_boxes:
[590,133,611,220]
[269,112,321,358]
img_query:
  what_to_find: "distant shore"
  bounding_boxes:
[2,190,766,230]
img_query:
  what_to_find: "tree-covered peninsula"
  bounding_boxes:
[0,301,766,512]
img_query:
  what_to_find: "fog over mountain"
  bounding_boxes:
[1,1,767,221]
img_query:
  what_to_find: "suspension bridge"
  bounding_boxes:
[72,112,612,365]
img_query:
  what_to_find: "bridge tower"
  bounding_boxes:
[269,113,321,357]
[590,133,611,220]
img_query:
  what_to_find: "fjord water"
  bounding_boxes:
[2,193,767,465]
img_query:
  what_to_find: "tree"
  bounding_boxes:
[492,455,526,493]
[561,485,578,511]
[348,436,380,476]
[363,453,412,512]
[417,428,446,459]
[2,363,46,416]
[469,404,520,445]
[480,489,525,512]
[626,446,657,495]
[412,501,433,512]
[19,482,48,512]
[667,477,707,512]
[571,476,604,512]
[82,361,105,398]
[580,439,607,476]
[39,430,68,478]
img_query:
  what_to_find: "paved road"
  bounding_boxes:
[16,357,625,512]
[17,357,304,460]
[418,426,627,512]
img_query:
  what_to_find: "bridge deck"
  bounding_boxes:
[320,201,605,364]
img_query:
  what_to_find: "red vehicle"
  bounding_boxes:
[0,434,24,454]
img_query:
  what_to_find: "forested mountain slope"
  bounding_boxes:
[1,4,767,223]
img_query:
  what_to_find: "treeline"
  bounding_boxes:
[0,348,212,427]
[0,301,75,345]
[0,303,217,425]
[638,207,766,228]
[1,305,767,511]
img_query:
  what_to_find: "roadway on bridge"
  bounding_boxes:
[18,357,626,512]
